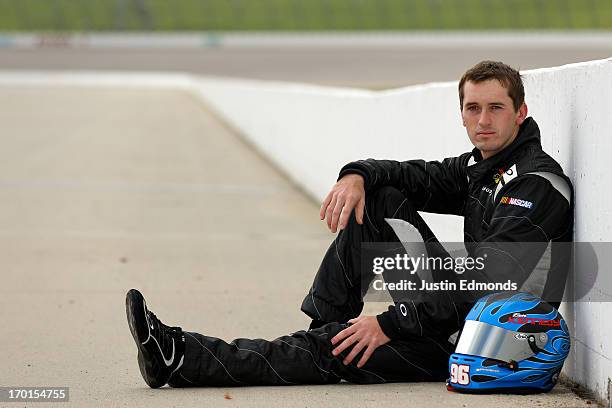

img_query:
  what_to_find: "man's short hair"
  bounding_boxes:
[458,61,525,112]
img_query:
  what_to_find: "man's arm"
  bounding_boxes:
[376,174,573,340]
[321,154,472,233]
[337,154,472,215]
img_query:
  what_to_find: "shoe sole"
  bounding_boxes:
[126,289,165,388]
[126,289,149,344]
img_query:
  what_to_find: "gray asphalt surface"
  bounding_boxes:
[1,46,611,88]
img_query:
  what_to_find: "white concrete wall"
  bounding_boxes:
[190,59,612,402]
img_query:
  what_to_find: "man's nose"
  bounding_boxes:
[478,110,492,126]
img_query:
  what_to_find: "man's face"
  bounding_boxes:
[461,79,527,160]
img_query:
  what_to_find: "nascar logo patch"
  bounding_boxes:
[500,196,534,209]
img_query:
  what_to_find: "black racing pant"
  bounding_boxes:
[168,187,454,387]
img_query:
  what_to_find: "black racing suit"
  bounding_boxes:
[168,117,574,387]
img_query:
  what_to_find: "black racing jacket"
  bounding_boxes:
[338,117,574,340]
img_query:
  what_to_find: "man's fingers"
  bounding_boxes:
[343,339,366,365]
[331,324,356,345]
[330,197,346,233]
[332,333,359,357]
[356,344,376,368]
[355,198,365,225]
[338,196,365,230]
[322,175,365,228]
[320,191,333,220]
[337,202,354,231]
[335,192,363,232]
[325,195,338,229]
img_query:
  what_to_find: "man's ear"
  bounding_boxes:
[516,103,528,125]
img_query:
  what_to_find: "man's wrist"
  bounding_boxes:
[338,165,368,186]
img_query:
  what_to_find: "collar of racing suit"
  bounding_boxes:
[466,116,541,182]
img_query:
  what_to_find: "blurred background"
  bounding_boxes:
[1,0,612,31]
[1,0,611,88]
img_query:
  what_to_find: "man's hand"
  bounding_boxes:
[331,316,391,368]
[320,174,365,233]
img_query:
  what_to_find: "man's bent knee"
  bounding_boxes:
[367,186,409,229]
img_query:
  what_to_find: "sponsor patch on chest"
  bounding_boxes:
[499,196,534,209]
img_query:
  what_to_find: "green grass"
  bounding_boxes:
[0,0,611,31]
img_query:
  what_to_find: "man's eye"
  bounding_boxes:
[491,106,502,110]
[467,106,479,111]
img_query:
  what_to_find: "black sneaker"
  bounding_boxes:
[125,289,185,388]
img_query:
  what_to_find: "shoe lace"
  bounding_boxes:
[148,311,182,355]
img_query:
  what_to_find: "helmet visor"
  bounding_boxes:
[455,320,546,363]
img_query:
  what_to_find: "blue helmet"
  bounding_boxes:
[447,291,570,393]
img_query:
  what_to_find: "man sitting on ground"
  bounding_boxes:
[125,60,573,388]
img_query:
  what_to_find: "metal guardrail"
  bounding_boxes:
[0,0,609,31]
